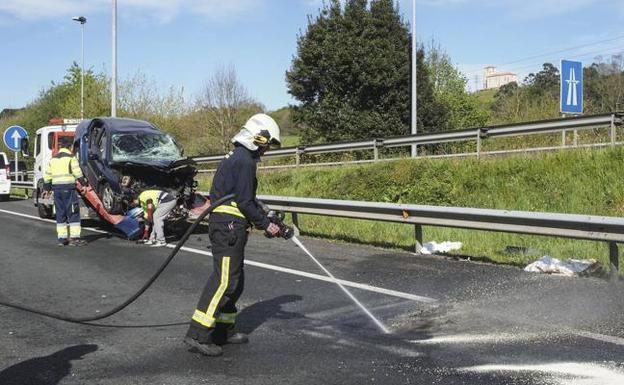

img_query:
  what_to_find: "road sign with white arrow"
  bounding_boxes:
[561,60,583,114]
[3,126,28,152]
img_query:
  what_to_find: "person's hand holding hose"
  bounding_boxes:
[265,222,281,238]
[264,216,295,239]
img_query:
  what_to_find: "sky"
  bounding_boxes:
[1,0,623,112]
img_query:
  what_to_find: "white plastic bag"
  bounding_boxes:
[524,256,601,276]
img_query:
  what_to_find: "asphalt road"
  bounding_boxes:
[0,197,623,385]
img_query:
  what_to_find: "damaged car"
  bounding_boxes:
[73,117,207,223]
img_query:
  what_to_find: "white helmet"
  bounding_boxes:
[232,113,281,151]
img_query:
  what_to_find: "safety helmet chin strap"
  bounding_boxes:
[232,127,280,152]
[252,129,272,147]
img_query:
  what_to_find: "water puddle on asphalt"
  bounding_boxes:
[459,362,624,385]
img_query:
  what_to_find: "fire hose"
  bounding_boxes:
[0,194,235,325]
[1,194,389,333]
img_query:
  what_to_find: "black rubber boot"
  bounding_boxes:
[69,238,87,247]
[225,332,249,345]
[212,323,249,346]
[184,324,223,357]
[183,336,223,357]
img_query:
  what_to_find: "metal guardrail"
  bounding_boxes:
[258,194,622,278]
[11,181,35,190]
[191,113,622,170]
[9,171,35,192]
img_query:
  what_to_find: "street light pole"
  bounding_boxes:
[72,16,87,119]
[411,0,417,157]
[111,0,117,117]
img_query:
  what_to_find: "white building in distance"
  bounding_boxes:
[484,66,518,90]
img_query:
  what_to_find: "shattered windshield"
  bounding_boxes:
[111,133,183,163]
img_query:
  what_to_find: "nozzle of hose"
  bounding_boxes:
[266,211,294,239]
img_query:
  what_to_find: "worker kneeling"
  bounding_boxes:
[134,189,177,247]
[184,113,291,357]
[43,136,87,247]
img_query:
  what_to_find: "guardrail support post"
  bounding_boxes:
[573,129,578,147]
[609,241,619,281]
[561,130,566,147]
[611,114,616,146]
[373,145,379,161]
[292,212,301,236]
[295,151,301,167]
[415,224,423,254]
[476,132,481,159]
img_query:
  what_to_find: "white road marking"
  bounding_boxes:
[409,333,542,345]
[0,207,437,304]
[566,329,624,347]
[302,329,422,358]
[3,207,624,348]
[0,208,108,234]
[306,299,416,320]
[171,244,437,303]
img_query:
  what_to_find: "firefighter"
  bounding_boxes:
[43,136,87,247]
[135,189,177,247]
[184,113,288,357]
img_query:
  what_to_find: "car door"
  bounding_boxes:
[84,125,106,188]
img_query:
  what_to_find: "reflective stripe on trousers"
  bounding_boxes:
[192,256,231,328]
[53,189,81,240]
[190,221,248,332]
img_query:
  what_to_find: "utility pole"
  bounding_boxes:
[72,16,87,119]
[111,0,117,117]
[411,0,417,157]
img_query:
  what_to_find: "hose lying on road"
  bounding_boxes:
[0,194,235,325]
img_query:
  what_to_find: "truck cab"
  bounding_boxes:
[33,118,80,218]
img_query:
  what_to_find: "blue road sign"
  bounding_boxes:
[3,126,28,152]
[561,60,583,114]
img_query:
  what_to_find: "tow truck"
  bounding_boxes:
[32,118,80,218]
[32,118,209,240]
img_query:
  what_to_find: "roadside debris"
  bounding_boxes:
[524,256,602,276]
[420,241,463,255]
[504,245,541,257]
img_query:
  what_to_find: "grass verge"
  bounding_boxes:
[202,146,624,270]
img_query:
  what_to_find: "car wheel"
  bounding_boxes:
[99,182,123,214]
[36,182,54,219]
[0,194,9,202]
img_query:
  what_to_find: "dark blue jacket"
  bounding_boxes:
[209,144,270,229]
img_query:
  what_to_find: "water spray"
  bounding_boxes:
[290,235,391,334]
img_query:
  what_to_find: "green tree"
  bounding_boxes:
[425,42,489,129]
[118,70,188,149]
[59,62,111,119]
[490,62,561,123]
[194,65,263,154]
[287,0,448,143]
[524,63,559,98]
[1,63,110,146]
[584,55,624,113]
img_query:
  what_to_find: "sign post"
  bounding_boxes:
[3,126,28,182]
